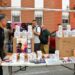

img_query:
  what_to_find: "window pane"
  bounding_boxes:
[63,19,68,23]
[36,17,42,26]
[12,16,20,22]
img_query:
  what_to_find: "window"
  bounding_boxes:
[63,19,69,23]
[62,0,70,28]
[12,16,20,22]
[35,0,43,26]
[36,17,42,26]
[11,0,21,22]
[62,19,69,29]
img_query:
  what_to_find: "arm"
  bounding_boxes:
[33,27,41,36]
[48,36,50,46]
[33,31,40,36]
[47,30,50,46]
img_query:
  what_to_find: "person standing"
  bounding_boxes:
[0,14,7,75]
[40,25,50,54]
[20,23,28,31]
[32,20,41,52]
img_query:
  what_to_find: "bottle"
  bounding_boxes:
[12,53,17,63]
[19,53,25,62]
[55,50,59,60]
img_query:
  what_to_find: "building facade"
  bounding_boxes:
[44,0,62,32]
[0,0,11,20]
[21,0,34,23]
[70,0,75,29]
[0,0,74,32]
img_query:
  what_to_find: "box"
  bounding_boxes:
[56,37,75,57]
[13,38,17,53]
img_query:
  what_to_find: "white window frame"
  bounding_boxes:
[11,15,21,23]
[34,0,44,25]
[62,0,70,26]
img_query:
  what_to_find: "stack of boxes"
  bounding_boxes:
[56,25,75,57]
[56,25,71,37]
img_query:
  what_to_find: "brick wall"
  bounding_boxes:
[0,0,62,32]
[21,0,34,23]
[0,0,11,21]
[44,0,62,32]
[70,0,75,29]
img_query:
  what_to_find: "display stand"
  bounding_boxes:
[2,59,75,75]
[13,38,34,53]
[12,36,34,72]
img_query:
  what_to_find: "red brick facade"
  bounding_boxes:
[1,0,75,32]
[21,0,34,23]
[44,0,62,32]
[0,0,11,21]
[70,0,75,29]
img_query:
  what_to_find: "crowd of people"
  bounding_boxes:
[0,14,50,75]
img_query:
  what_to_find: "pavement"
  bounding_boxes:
[3,64,75,75]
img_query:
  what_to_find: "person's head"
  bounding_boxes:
[41,25,46,30]
[57,24,61,26]
[21,23,25,28]
[0,14,7,28]
[32,20,37,27]
[14,23,18,29]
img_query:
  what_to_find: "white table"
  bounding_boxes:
[2,54,75,75]
[1,61,47,75]
[2,59,75,75]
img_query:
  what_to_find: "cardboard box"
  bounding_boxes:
[56,37,75,57]
[13,38,17,53]
[31,38,34,52]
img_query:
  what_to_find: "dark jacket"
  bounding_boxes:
[40,29,50,44]
[0,27,5,60]
[0,27,4,48]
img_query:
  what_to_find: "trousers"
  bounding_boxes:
[0,66,3,75]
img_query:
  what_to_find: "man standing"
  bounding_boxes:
[0,14,7,75]
[40,25,50,54]
[32,20,41,52]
